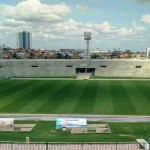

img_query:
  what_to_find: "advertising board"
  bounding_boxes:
[0,118,15,127]
[56,118,87,129]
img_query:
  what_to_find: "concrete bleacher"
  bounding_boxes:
[0,59,150,78]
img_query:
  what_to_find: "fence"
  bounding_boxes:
[0,142,144,150]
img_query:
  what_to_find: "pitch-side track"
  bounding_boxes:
[0,114,150,122]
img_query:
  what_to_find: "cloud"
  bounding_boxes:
[84,21,145,37]
[115,21,145,37]
[40,20,145,43]
[76,4,90,13]
[131,20,145,31]
[0,25,11,31]
[0,0,70,24]
[141,15,150,24]
[136,0,150,4]
[0,0,146,49]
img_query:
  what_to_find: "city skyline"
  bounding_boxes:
[0,0,150,51]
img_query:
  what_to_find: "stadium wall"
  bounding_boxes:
[0,142,140,150]
[0,59,150,78]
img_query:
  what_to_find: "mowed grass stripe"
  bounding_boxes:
[134,81,150,102]
[0,80,17,93]
[0,80,28,98]
[123,81,150,115]
[50,80,82,113]
[73,81,98,114]
[110,81,137,115]
[48,80,81,113]
[57,81,88,114]
[0,80,38,110]
[20,80,63,113]
[0,80,150,115]
[144,81,150,88]
[93,81,114,114]
[133,81,150,114]
[35,80,72,113]
[0,80,46,113]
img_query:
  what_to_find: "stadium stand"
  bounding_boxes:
[0,59,150,78]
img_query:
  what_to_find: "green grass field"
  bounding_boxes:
[0,121,150,142]
[0,79,150,115]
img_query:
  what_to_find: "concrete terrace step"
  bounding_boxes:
[76,73,91,80]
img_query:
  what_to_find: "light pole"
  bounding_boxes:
[84,32,92,72]
[84,32,92,59]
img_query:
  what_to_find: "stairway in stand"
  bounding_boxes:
[76,73,91,80]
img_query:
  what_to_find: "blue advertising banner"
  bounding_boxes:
[56,118,87,129]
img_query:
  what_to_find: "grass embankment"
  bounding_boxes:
[0,121,149,142]
[0,80,149,115]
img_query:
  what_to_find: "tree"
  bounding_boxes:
[57,53,63,59]
[12,53,17,59]
[111,50,119,58]
[65,54,69,59]
[124,50,132,58]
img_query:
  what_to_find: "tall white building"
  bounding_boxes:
[18,31,31,49]
[146,48,150,59]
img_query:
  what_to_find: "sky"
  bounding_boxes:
[0,0,150,51]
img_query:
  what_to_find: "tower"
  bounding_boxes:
[84,32,92,58]
[18,31,31,49]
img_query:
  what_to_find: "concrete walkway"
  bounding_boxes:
[0,114,150,122]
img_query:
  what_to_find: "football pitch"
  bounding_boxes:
[0,79,150,115]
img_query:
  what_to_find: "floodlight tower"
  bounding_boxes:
[84,32,92,59]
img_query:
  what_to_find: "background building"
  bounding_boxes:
[18,31,31,49]
[146,48,150,59]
